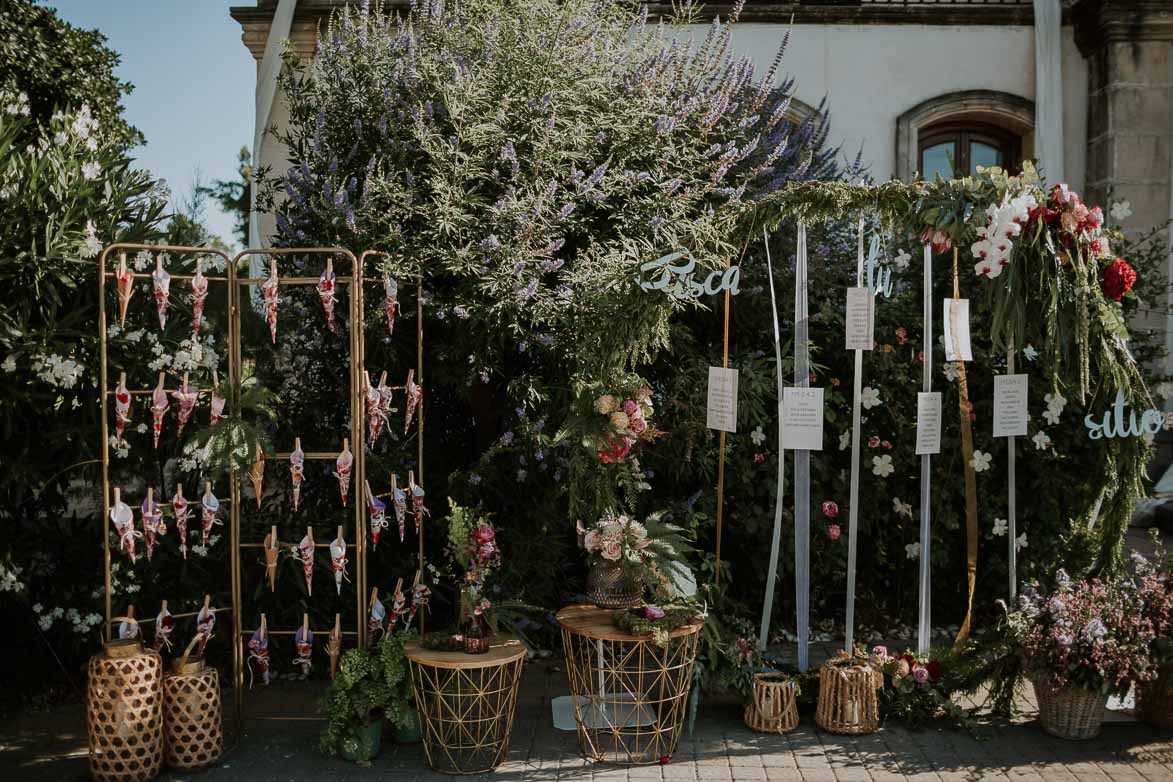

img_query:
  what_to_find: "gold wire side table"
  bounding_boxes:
[405,636,526,774]
[557,604,702,765]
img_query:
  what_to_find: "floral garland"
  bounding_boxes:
[611,603,704,647]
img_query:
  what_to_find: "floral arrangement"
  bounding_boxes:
[592,386,657,464]
[611,601,705,647]
[870,646,973,730]
[577,510,692,592]
[1007,569,1168,697]
[445,500,499,627]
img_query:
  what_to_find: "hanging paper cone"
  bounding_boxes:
[152,255,170,329]
[141,488,166,562]
[248,441,265,509]
[113,372,131,444]
[172,486,190,560]
[117,606,140,641]
[150,373,169,449]
[327,614,342,680]
[367,588,385,648]
[246,616,270,689]
[154,601,174,653]
[403,369,422,434]
[172,372,199,439]
[384,274,399,336]
[408,470,428,536]
[365,371,389,446]
[366,481,387,548]
[330,526,348,595]
[388,578,406,632]
[263,527,279,592]
[391,474,407,542]
[405,570,430,632]
[262,258,279,343]
[190,258,208,338]
[293,614,313,678]
[335,439,353,507]
[194,595,215,658]
[115,253,135,330]
[200,482,220,547]
[318,258,337,331]
[209,368,225,426]
[110,488,138,564]
[290,437,305,511]
[292,527,314,597]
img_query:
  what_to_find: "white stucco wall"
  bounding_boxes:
[699,23,1088,190]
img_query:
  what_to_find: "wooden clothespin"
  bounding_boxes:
[259,613,268,642]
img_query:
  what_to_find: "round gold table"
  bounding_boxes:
[557,605,702,765]
[404,635,526,774]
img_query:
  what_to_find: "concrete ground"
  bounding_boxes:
[3,658,1173,782]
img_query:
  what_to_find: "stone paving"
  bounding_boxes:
[4,660,1173,781]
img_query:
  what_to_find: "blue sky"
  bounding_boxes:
[48,0,256,247]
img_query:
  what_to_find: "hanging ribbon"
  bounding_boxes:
[843,218,866,653]
[794,219,811,671]
[917,244,934,655]
[1007,346,1018,601]
[951,247,979,648]
[758,228,787,651]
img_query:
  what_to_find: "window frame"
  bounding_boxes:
[918,120,1022,179]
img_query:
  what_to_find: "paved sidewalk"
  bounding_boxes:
[4,660,1172,781]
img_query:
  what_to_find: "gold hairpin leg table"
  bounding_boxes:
[556,605,702,765]
[405,636,525,774]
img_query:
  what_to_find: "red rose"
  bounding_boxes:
[597,435,634,464]
[753,453,765,464]
[926,660,942,682]
[1101,258,1136,301]
[821,501,839,519]
[828,524,841,541]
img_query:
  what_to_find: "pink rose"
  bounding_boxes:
[828,524,841,541]
[474,524,495,543]
[1090,237,1111,258]
[477,543,496,560]
[623,399,639,415]
[913,665,929,684]
[1072,202,1089,223]
[1051,183,1074,206]
[583,530,600,552]
[868,436,880,449]
[644,605,666,620]
[821,501,839,519]
[872,645,889,658]
[628,415,648,435]
[1086,205,1104,231]
[601,540,623,561]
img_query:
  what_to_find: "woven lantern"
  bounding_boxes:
[87,637,164,782]
[815,660,881,735]
[743,672,799,734]
[162,637,223,770]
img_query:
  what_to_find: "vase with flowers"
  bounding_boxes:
[446,501,501,654]
[578,510,692,610]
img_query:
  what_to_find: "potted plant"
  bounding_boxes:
[1009,570,1165,739]
[378,629,422,742]
[319,648,390,764]
[1130,541,1173,729]
[578,510,692,609]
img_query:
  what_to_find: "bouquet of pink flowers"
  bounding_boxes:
[592,385,657,464]
[867,646,970,729]
[579,512,653,565]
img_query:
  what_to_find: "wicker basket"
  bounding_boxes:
[1137,665,1173,731]
[1032,676,1107,740]
[162,638,223,770]
[743,672,798,733]
[815,661,881,735]
[87,638,164,782]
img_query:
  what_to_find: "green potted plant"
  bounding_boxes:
[319,648,390,765]
[378,629,422,742]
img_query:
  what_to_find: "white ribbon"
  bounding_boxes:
[1008,348,1018,601]
[917,244,934,655]
[844,218,866,653]
[758,228,787,651]
[794,219,811,672]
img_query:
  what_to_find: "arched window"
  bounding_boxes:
[918,121,1022,180]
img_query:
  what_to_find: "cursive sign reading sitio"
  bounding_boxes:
[1084,390,1166,439]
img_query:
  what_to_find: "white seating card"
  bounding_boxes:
[706,367,739,433]
[916,392,942,455]
[844,287,874,351]
[993,374,1029,437]
[782,387,824,451]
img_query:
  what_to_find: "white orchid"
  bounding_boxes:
[838,430,850,451]
[871,454,894,478]
[861,386,882,410]
[943,363,958,382]
[893,497,912,518]
[1023,345,1038,361]
[970,450,992,472]
[750,425,766,446]
[1015,533,1028,552]
[1032,431,1052,451]
[992,518,1008,537]
[1110,200,1132,222]
[905,542,921,560]
[894,250,911,270]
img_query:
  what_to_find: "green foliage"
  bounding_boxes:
[185,376,279,478]
[319,647,391,763]
[376,630,417,730]
[0,0,142,148]
[611,601,704,647]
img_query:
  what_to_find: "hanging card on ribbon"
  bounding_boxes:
[844,287,874,351]
[916,392,943,455]
[706,367,739,433]
[993,374,1029,438]
[782,388,824,451]
[943,299,973,361]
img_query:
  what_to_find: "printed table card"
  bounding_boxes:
[844,287,874,351]
[942,298,973,362]
[916,392,942,455]
[706,367,739,433]
[782,387,824,451]
[993,374,1029,437]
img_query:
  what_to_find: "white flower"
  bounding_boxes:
[1042,408,1061,426]
[970,450,992,472]
[133,249,152,271]
[750,426,766,446]
[191,544,209,557]
[861,386,882,410]
[1164,412,1173,431]
[893,497,912,518]
[871,454,894,478]
[79,220,101,259]
[53,131,68,146]
[905,542,921,560]
[894,250,911,270]
[81,160,102,180]
[1,355,14,373]
[838,431,850,451]
[1015,533,1028,552]
[31,353,83,388]
[32,603,42,613]
[1110,200,1132,222]
[1044,392,1066,413]
[85,136,98,152]
[1023,345,1038,361]
[943,363,958,382]
[135,423,147,434]
[1032,431,1052,451]
[992,518,1008,537]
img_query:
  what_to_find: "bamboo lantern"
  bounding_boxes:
[814,660,881,735]
[162,636,223,770]
[87,638,164,782]
[743,672,799,734]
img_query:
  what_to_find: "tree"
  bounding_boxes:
[0,0,142,148]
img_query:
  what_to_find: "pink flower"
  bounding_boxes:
[872,645,889,658]
[583,530,600,552]
[753,453,765,464]
[1051,183,1075,206]
[881,440,892,450]
[601,539,623,561]
[913,665,930,684]
[821,501,839,519]
[895,327,908,346]
[477,543,496,560]
[868,436,881,449]
[1072,202,1089,224]
[1086,205,1104,231]
[474,524,495,543]
[628,415,648,435]
[622,399,639,415]
[644,605,666,620]
[828,524,841,541]
[921,227,952,255]
[1090,236,1111,258]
